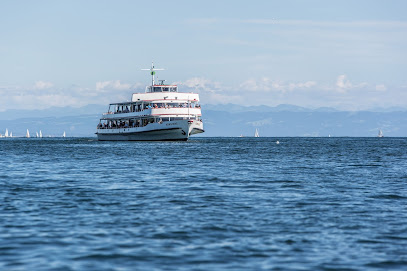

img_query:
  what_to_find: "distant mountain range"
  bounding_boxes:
[1,104,406,137]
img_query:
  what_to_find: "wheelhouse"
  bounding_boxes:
[147,85,178,93]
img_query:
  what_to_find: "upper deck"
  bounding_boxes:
[132,91,199,103]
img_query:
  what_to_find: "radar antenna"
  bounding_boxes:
[141,62,164,86]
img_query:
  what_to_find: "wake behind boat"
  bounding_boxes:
[96,63,204,141]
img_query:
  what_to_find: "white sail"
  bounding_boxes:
[9,132,12,137]
[36,132,39,138]
[5,129,8,137]
[62,131,66,138]
[378,129,383,137]
[26,129,30,138]
[39,130,43,138]
[254,128,259,137]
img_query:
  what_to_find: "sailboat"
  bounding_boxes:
[26,129,30,138]
[378,129,384,137]
[254,128,259,137]
[39,130,43,138]
[62,131,66,138]
[36,132,39,138]
[5,129,9,138]
[9,132,12,137]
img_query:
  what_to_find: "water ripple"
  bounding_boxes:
[0,137,407,270]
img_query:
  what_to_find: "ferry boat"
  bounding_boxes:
[96,63,204,141]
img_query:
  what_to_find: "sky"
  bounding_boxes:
[1,0,407,111]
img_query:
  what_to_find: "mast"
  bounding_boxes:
[141,62,164,87]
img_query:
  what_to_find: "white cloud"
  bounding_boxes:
[12,94,80,108]
[288,81,317,90]
[96,80,132,91]
[174,78,246,104]
[0,77,405,112]
[335,75,368,93]
[175,77,222,92]
[239,78,316,92]
[174,77,320,106]
[0,79,139,111]
[375,84,387,91]
[336,74,352,91]
[174,76,404,111]
[239,78,268,91]
[34,81,53,89]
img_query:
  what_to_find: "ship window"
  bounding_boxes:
[163,87,169,92]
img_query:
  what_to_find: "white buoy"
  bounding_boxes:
[276,140,280,144]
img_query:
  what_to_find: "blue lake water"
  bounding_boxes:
[1,137,407,270]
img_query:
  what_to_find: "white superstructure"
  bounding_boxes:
[96,63,204,141]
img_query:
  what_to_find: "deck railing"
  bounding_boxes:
[103,105,201,115]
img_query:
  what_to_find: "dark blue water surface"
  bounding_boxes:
[1,137,407,271]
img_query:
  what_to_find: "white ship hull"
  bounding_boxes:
[96,63,204,141]
[96,119,203,141]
